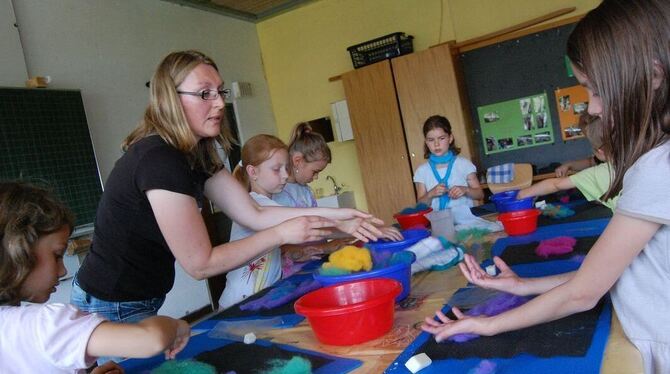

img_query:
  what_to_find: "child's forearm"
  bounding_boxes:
[466,186,484,200]
[517,179,561,199]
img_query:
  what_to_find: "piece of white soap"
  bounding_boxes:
[243,332,256,344]
[485,264,497,276]
[405,352,432,373]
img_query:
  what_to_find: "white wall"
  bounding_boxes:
[0,0,28,85]
[10,0,276,181]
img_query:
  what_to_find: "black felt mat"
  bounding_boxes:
[537,201,612,227]
[211,285,298,320]
[418,299,604,359]
[194,342,332,374]
[500,236,598,266]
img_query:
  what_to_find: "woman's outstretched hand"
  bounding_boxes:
[421,306,489,343]
[459,254,524,295]
[275,216,336,245]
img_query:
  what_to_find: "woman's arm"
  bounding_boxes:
[86,316,190,359]
[148,189,335,279]
[517,177,575,199]
[204,169,382,241]
[423,213,659,342]
[555,158,595,177]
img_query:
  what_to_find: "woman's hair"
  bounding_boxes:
[0,182,74,305]
[422,115,461,158]
[287,122,331,173]
[579,114,604,149]
[123,50,235,176]
[232,134,288,191]
[567,0,670,199]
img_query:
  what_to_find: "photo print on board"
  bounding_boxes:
[484,111,501,123]
[520,98,532,115]
[559,95,571,111]
[486,137,497,152]
[498,137,514,149]
[517,135,533,147]
[534,131,552,144]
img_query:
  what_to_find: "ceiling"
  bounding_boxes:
[161,0,315,22]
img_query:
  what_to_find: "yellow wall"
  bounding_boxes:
[257,0,599,213]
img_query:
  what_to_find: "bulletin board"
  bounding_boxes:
[460,22,593,170]
[0,88,102,228]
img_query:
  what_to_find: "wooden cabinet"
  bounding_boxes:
[342,42,476,223]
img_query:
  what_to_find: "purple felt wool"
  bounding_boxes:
[467,360,497,374]
[448,293,531,343]
[535,236,577,258]
[239,279,321,312]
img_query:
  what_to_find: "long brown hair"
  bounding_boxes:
[567,0,670,200]
[123,50,235,175]
[233,134,288,191]
[0,182,74,305]
[287,122,331,175]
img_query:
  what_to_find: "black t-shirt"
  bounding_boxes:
[77,135,208,301]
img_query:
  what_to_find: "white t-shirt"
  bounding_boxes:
[413,156,477,211]
[610,141,670,374]
[219,192,283,309]
[0,303,105,374]
[272,182,317,208]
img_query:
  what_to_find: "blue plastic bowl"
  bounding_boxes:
[490,190,519,202]
[313,251,416,302]
[365,228,430,253]
[495,196,535,212]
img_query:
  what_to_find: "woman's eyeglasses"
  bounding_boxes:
[177,88,230,101]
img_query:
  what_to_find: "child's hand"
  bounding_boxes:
[555,164,571,177]
[459,254,523,295]
[379,226,403,241]
[448,185,468,199]
[335,217,383,243]
[91,361,124,374]
[325,208,384,226]
[429,183,448,198]
[164,319,190,360]
[421,307,489,343]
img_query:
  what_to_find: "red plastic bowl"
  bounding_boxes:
[393,207,433,229]
[498,208,541,236]
[294,279,401,346]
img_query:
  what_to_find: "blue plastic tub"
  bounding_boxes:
[365,228,430,253]
[313,251,416,302]
[490,190,534,212]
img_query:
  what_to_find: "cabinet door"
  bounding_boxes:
[392,43,477,173]
[342,60,416,223]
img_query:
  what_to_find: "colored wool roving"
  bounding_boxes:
[321,245,372,272]
[535,236,577,258]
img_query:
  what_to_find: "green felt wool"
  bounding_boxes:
[262,357,312,374]
[317,266,351,276]
[151,359,217,374]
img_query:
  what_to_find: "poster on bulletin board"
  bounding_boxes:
[554,85,589,140]
[477,93,554,155]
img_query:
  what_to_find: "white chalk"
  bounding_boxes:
[405,352,432,373]
[485,264,497,276]
[243,332,256,344]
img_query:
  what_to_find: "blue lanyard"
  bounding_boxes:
[428,152,455,210]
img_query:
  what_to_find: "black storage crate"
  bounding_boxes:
[347,32,414,69]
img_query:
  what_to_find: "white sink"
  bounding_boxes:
[316,191,356,209]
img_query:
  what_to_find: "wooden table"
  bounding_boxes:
[253,230,642,373]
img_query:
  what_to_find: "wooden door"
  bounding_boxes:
[391,42,478,173]
[342,60,416,224]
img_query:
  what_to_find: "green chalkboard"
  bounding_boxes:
[0,88,102,228]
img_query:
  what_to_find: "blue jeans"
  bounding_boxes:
[70,275,165,363]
